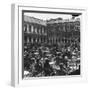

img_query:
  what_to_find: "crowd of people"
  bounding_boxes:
[24,38,80,77]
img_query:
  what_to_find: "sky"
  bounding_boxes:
[24,12,73,20]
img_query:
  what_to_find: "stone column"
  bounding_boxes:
[52,38,53,44]
[39,38,41,43]
[31,38,33,43]
[37,28,39,34]
[39,28,41,34]
[63,23,65,31]
[42,27,44,34]
[27,24,29,33]
[24,24,27,32]
[35,27,37,34]
[31,25,34,33]
[27,37,29,43]
[35,38,37,43]
[54,38,56,44]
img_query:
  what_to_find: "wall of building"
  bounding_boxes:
[24,16,80,45]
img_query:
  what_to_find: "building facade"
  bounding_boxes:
[46,18,80,45]
[24,15,80,45]
[24,16,47,44]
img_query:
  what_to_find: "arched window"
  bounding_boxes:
[29,25,31,33]
[39,27,41,34]
[29,37,31,42]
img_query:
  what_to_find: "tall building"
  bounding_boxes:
[24,15,80,45]
[24,16,47,44]
[47,17,80,45]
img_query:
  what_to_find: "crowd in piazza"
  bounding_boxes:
[23,15,80,77]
